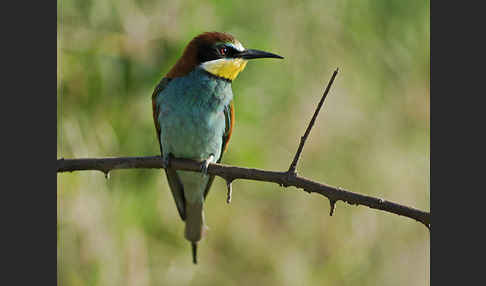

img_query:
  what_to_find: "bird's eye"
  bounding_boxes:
[219,46,228,56]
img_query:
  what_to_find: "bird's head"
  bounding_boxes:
[166,32,283,81]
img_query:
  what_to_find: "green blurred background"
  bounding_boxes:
[57,0,429,285]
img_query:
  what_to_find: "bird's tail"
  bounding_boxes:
[184,201,205,264]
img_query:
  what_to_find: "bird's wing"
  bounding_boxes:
[222,101,235,155]
[203,101,234,199]
[152,77,171,149]
[152,77,187,220]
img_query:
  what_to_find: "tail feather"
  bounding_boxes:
[185,201,204,264]
[191,242,198,264]
[164,168,186,220]
[184,202,204,241]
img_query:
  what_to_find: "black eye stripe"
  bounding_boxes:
[219,45,238,57]
[198,44,238,63]
[198,44,220,63]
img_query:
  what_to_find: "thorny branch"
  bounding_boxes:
[57,156,430,229]
[57,69,430,230]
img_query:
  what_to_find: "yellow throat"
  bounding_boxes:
[201,58,248,81]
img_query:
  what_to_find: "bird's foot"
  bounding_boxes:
[161,154,172,169]
[201,154,215,176]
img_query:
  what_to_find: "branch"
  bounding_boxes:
[288,68,339,174]
[57,156,430,229]
[57,69,430,230]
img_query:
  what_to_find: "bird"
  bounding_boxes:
[151,32,283,264]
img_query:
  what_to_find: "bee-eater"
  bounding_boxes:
[151,32,283,264]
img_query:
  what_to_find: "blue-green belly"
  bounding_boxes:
[156,68,233,203]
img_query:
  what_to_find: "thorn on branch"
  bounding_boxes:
[329,199,337,216]
[225,178,234,204]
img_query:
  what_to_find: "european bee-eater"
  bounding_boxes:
[151,32,283,264]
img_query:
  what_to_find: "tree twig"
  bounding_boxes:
[288,68,339,175]
[57,156,430,229]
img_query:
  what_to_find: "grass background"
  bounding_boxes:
[57,0,429,285]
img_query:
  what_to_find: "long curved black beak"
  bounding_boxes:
[236,49,284,60]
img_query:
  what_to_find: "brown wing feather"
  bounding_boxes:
[222,101,235,153]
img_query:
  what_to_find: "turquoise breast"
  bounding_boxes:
[156,67,233,163]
